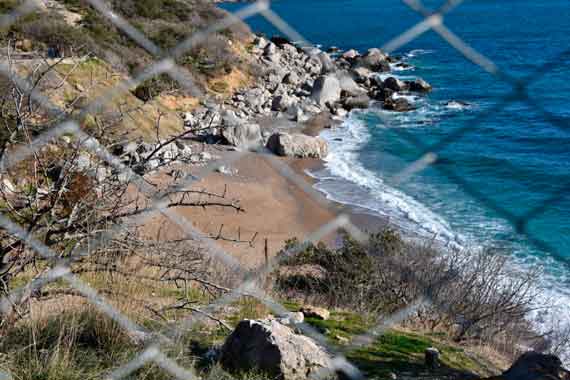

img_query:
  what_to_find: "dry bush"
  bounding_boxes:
[276,230,544,349]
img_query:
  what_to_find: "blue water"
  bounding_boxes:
[220,0,570,320]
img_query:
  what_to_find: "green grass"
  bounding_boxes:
[293,309,488,379]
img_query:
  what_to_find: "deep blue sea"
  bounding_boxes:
[220,0,570,326]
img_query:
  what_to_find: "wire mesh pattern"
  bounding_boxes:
[0,0,568,379]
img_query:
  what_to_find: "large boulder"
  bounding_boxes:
[311,75,341,106]
[266,133,329,158]
[342,94,370,111]
[317,52,336,74]
[337,71,367,97]
[220,319,333,380]
[350,67,372,83]
[383,77,408,92]
[489,351,568,380]
[383,97,415,112]
[354,48,390,72]
[220,111,262,149]
[406,78,432,92]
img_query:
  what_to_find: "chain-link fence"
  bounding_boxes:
[0,0,568,379]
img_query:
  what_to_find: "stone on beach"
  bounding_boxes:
[266,132,329,158]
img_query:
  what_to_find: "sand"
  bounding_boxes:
[145,149,389,268]
[169,153,337,267]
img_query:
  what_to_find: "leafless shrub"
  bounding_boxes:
[276,229,543,348]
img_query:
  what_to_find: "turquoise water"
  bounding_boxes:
[220,0,570,317]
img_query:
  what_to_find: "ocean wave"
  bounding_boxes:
[314,112,570,349]
[405,49,435,58]
[316,113,461,247]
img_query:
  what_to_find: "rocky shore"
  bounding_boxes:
[181,35,432,160]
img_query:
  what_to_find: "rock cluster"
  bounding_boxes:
[182,35,432,158]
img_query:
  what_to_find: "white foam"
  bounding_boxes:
[445,100,471,110]
[317,113,460,246]
[406,49,434,58]
[316,112,570,360]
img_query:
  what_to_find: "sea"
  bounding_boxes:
[219,0,570,331]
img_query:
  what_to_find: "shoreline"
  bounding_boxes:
[171,149,390,267]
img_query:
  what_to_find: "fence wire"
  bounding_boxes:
[0,0,568,379]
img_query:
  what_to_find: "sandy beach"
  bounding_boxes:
[148,150,386,267]
[175,152,338,267]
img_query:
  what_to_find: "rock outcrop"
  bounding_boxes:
[266,133,329,158]
[220,319,333,380]
[481,351,570,380]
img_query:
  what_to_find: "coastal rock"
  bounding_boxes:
[371,87,395,102]
[253,36,269,50]
[383,97,415,112]
[406,78,432,92]
[266,132,328,158]
[354,48,390,72]
[383,77,408,92]
[342,94,370,111]
[272,94,294,111]
[264,43,280,63]
[317,52,336,74]
[220,319,332,380]
[342,49,359,60]
[283,71,300,85]
[337,71,367,97]
[350,67,372,83]
[310,75,341,106]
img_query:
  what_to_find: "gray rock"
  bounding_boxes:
[220,319,332,380]
[264,42,277,56]
[337,71,367,97]
[272,94,294,111]
[219,110,262,149]
[354,48,390,72]
[383,97,415,112]
[406,78,432,92]
[253,36,269,50]
[282,43,298,56]
[317,52,335,74]
[222,122,262,150]
[282,71,300,85]
[264,43,280,63]
[350,67,372,83]
[342,94,370,111]
[266,133,328,158]
[310,75,341,106]
[383,76,408,92]
[341,49,359,60]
